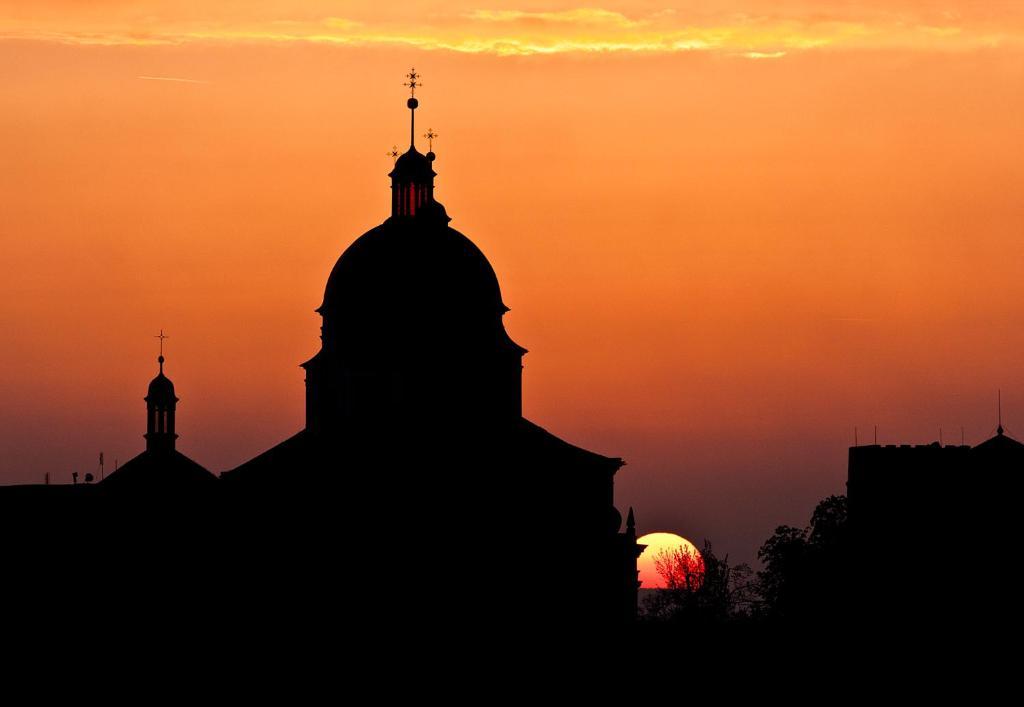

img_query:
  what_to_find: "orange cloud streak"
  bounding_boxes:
[2,2,1023,55]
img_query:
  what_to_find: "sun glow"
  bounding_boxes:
[637,532,704,590]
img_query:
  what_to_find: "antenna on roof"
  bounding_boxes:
[998,389,1004,435]
[854,426,858,446]
[98,452,104,481]
[939,428,943,445]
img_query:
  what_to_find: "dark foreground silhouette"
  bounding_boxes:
[0,83,641,638]
[633,426,1024,644]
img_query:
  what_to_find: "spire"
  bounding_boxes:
[155,328,168,374]
[389,69,445,220]
[404,68,420,149]
[626,507,636,537]
[145,333,179,453]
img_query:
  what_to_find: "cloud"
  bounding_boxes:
[466,8,642,27]
[740,51,786,59]
[1,6,1021,57]
[322,17,363,31]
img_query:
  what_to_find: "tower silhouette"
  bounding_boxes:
[100,346,216,493]
[145,354,178,453]
[847,402,1024,623]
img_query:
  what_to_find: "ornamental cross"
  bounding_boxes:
[403,68,421,97]
[424,128,438,151]
[387,145,400,163]
[154,329,169,356]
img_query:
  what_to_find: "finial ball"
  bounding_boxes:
[426,151,435,161]
[407,97,418,110]
[158,355,165,364]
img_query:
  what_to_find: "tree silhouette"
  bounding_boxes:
[808,494,848,549]
[757,495,851,622]
[653,542,705,592]
[642,540,756,625]
[756,525,809,616]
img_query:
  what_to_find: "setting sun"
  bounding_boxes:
[637,532,703,589]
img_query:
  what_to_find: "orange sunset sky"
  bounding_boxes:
[2,2,1023,563]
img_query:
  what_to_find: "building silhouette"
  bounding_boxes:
[221,78,642,626]
[0,75,642,629]
[847,418,1024,618]
[0,351,222,624]
[848,424,1024,537]
[99,353,218,494]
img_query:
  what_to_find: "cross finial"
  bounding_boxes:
[154,329,169,372]
[424,128,437,152]
[155,329,169,357]
[387,145,399,164]
[403,68,422,148]
[403,68,421,97]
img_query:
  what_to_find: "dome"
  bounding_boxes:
[319,216,508,352]
[389,146,435,182]
[146,357,177,402]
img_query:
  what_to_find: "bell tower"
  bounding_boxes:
[145,330,178,453]
[389,68,437,217]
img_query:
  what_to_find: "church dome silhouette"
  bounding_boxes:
[319,218,508,351]
[317,102,519,364]
[389,145,434,182]
[221,72,640,624]
[146,355,176,402]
